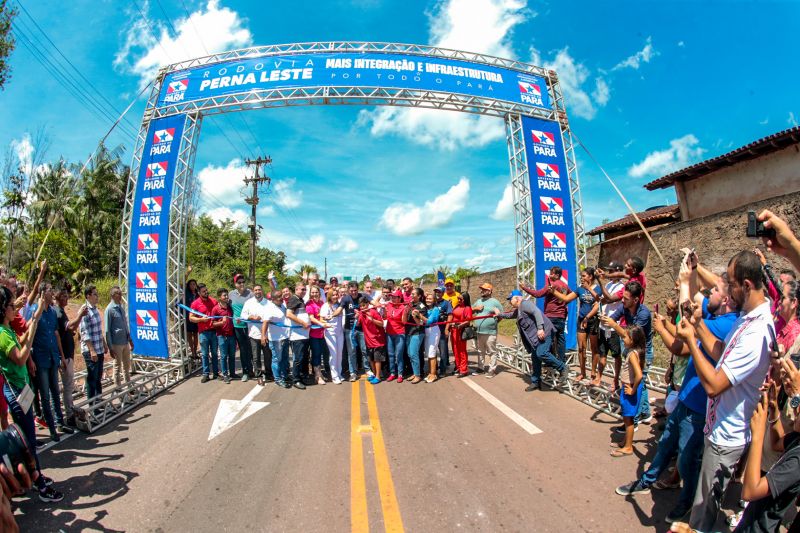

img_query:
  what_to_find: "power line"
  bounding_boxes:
[16,1,141,135]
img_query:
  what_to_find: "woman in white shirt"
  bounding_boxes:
[321,288,345,384]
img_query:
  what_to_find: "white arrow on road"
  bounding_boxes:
[208,385,270,441]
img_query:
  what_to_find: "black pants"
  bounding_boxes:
[234,327,253,375]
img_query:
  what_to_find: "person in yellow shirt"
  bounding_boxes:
[442,278,461,310]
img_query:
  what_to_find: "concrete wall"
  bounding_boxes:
[421,266,518,303]
[678,144,800,221]
[588,189,800,311]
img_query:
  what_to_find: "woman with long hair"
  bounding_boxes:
[449,293,473,377]
[320,288,344,384]
[184,279,199,360]
[384,289,407,382]
[404,288,427,384]
[423,293,442,383]
[305,286,329,385]
[0,286,64,502]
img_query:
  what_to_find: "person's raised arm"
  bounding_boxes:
[520,281,549,298]
[676,318,731,397]
[596,276,622,303]
[653,314,689,356]
[742,394,771,502]
[759,209,800,272]
[26,260,47,307]
[550,289,578,303]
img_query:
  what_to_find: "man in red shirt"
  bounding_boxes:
[522,266,573,362]
[189,283,219,383]
[211,288,235,384]
[357,296,387,385]
[598,256,647,304]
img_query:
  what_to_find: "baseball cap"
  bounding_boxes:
[605,261,623,271]
[479,283,493,291]
[233,273,245,283]
[433,286,444,293]
[444,278,455,285]
[507,289,523,300]
[391,289,403,298]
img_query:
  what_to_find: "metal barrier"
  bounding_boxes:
[495,338,667,420]
[71,357,190,433]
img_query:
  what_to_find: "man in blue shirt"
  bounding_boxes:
[615,273,739,524]
[31,284,74,441]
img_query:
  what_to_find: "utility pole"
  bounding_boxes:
[324,257,327,282]
[243,156,272,285]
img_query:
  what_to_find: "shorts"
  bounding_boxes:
[578,316,599,335]
[597,329,621,358]
[620,380,644,417]
[367,346,387,363]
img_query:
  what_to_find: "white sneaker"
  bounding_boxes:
[333,378,343,385]
[366,370,375,378]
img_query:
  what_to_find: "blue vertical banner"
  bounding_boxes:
[127,114,187,359]
[521,115,578,350]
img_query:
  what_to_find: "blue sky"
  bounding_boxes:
[2,0,799,280]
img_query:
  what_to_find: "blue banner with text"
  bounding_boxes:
[522,115,578,351]
[158,52,550,110]
[127,114,187,359]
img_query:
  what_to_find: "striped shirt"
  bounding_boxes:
[80,304,105,355]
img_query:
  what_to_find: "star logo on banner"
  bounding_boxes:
[143,236,153,249]
[550,235,561,247]
[547,200,558,211]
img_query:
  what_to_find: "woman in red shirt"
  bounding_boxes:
[306,286,329,385]
[384,290,407,382]
[449,293,473,377]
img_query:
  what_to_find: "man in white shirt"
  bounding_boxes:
[261,290,290,388]
[677,250,774,532]
[240,284,273,381]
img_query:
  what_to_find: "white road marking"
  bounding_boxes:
[208,385,270,441]
[461,378,542,435]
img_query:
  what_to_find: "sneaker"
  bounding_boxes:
[241,374,249,383]
[333,378,343,385]
[200,375,210,383]
[640,414,654,424]
[457,372,469,379]
[50,432,60,443]
[275,380,285,388]
[281,381,292,389]
[665,505,691,523]
[39,475,54,487]
[348,374,358,382]
[727,509,745,528]
[293,381,306,390]
[386,374,396,382]
[39,485,64,503]
[229,373,238,379]
[211,373,219,380]
[35,416,48,430]
[613,423,639,434]
[615,480,651,496]
[224,375,231,384]
[397,376,404,383]
[471,368,485,375]
[368,377,381,385]
[57,424,75,435]
[558,370,570,386]
[485,370,496,378]
[366,370,375,378]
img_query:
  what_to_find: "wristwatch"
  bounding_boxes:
[791,394,800,410]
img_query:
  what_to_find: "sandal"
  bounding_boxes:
[410,376,422,384]
[610,449,633,458]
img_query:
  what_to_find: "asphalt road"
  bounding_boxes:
[14,356,686,532]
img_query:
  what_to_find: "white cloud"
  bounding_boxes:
[531,46,609,120]
[329,236,359,253]
[380,177,470,236]
[358,0,527,149]
[11,135,33,176]
[491,183,514,220]
[115,0,253,87]
[613,37,658,71]
[197,159,251,199]
[677,41,685,48]
[284,259,304,273]
[204,206,248,226]
[464,253,492,268]
[272,178,303,209]
[789,112,798,127]
[628,134,706,178]
[411,241,432,251]
[357,108,505,151]
[289,235,324,254]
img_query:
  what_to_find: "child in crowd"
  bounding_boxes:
[612,325,646,457]
[357,297,387,385]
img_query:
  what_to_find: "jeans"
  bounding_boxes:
[529,335,564,385]
[82,352,104,401]
[309,337,325,367]
[199,330,219,377]
[549,317,567,362]
[269,339,289,382]
[406,333,423,376]
[634,343,654,423]
[218,335,236,376]
[354,330,369,371]
[438,327,449,374]
[249,337,272,377]
[639,402,706,509]
[33,364,64,429]
[234,327,253,375]
[290,339,310,382]
[346,328,367,376]
[3,382,45,488]
[387,334,405,376]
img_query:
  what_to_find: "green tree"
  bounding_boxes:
[0,0,16,90]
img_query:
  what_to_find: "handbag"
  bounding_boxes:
[461,325,477,341]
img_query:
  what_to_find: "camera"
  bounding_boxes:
[747,211,776,239]
[0,424,36,481]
